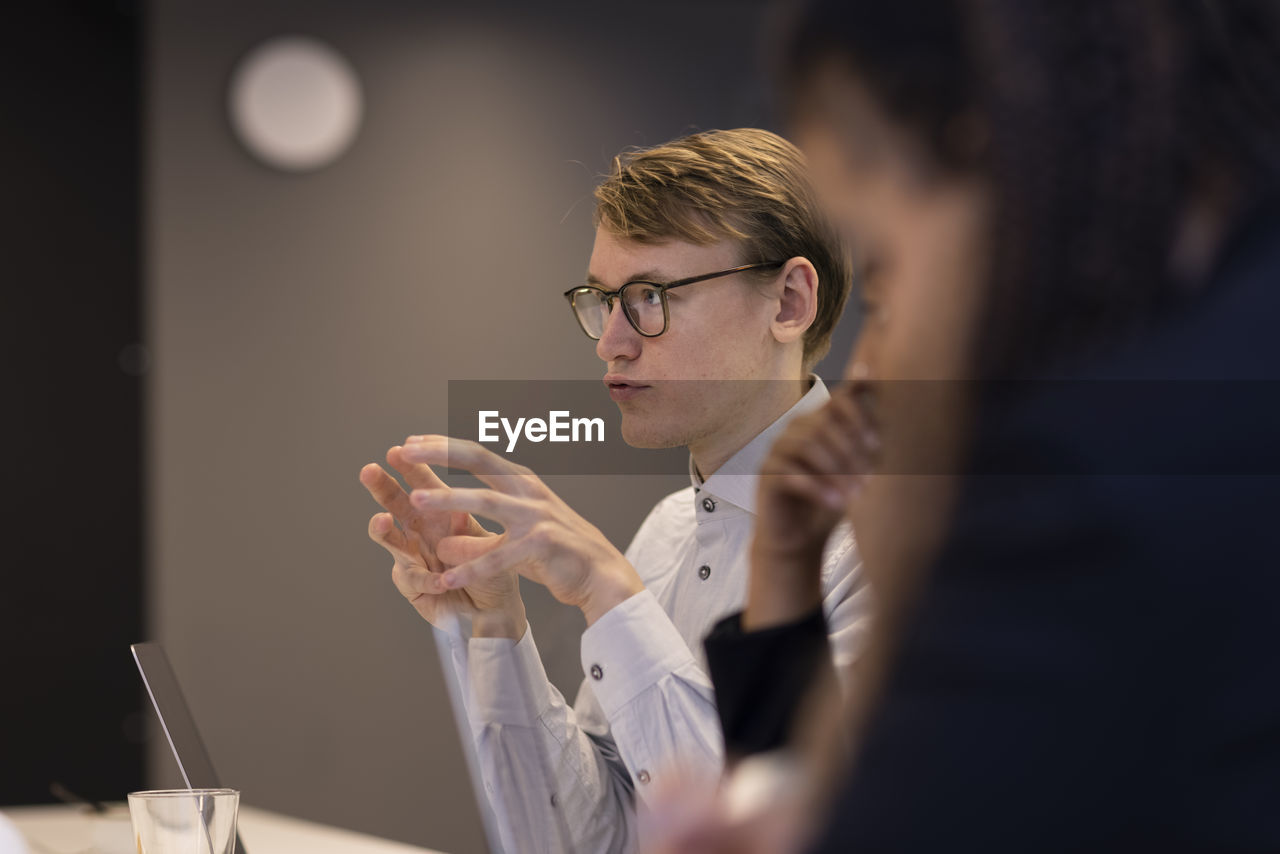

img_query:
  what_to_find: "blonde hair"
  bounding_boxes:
[594,128,851,368]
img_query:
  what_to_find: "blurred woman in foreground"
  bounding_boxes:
[654,1,1280,851]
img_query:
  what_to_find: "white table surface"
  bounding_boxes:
[2,802,447,854]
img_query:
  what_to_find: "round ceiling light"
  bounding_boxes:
[228,36,363,172]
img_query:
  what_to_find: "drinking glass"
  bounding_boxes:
[127,788,239,854]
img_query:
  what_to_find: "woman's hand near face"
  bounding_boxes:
[746,382,879,630]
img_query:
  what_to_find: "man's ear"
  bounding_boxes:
[771,257,819,347]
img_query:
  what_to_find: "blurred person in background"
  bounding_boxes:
[650,1,1280,851]
[361,129,868,853]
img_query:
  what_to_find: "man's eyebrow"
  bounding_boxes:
[584,269,672,287]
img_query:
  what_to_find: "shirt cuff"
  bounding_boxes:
[704,607,831,756]
[580,589,698,719]
[467,625,555,727]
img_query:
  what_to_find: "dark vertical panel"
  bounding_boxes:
[0,0,144,804]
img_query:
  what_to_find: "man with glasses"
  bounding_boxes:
[360,128,867,853]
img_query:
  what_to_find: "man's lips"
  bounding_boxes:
[604,376,651,402]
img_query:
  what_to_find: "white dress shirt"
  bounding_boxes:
[438,378,869,854]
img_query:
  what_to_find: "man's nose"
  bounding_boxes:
[595,300,642,363]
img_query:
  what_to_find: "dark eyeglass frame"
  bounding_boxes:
[562,260,787,340]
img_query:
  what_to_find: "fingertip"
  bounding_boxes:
[417,573,442,595]
[406,435,449,455]
[407,434,443,443]
[359,462,381,483]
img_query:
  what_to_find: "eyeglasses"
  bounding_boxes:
[563,260,786,340]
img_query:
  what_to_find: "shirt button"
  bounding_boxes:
[702,497,716,512]
[590,663,603,681]
[637,770,651,785]
[550,793,558,808]
[698,564,711,580]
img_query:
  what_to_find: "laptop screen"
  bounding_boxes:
[131,642,249,854]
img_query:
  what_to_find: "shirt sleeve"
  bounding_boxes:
[439,621,638,854]
[704,525,869,757]
[578,589,726,799]
[433,493,690,854]
[704,606,832,757]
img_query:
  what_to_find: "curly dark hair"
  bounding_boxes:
[781,0,1280,378]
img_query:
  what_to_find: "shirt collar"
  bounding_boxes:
[688,375,830,515]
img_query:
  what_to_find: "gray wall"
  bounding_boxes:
[147,2,789,851]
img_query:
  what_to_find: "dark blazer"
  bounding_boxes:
[707,199,1280,852]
